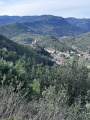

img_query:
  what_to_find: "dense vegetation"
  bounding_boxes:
[0,15,90,119]
[0,34,90,119]
[12,33,73,52]
[60,32,90,52]
[0,23,74,53]
[0,51,90,119]
[0,34,54,65]
[0,22,35,39]
[0,15,85,38]
[22,15,84,38]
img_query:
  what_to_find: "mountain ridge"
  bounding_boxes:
[0,15,85,37]
[65,17,90,32]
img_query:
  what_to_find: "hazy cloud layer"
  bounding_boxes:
[0,0,90,18]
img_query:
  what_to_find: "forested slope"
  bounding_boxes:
[0,15,90,120]
[59,32,90,52]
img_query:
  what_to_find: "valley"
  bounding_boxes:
[0,15,89,66]
[0,15,90,120]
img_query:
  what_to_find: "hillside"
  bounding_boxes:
[0,22,73,53]
[0,22,35,38]
[0,34,23,52]
[0,34,54,65]
[66,17,90,32]
[59,32,90,52]
[0,15,85,37]
[11,33,73,52]
[23,15,84,37]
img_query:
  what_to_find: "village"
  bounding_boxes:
[45,48,90,66]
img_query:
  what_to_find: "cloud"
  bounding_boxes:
[0,0,90,18]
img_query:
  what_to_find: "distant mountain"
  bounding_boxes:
[0,22,35,38]
[0,15,85,37]
[22,15,84,37]
[59,32,90,52]
[0,16,36,25]
[65,17,90,32]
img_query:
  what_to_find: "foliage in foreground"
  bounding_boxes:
[0,48,90,119]
[0,86,90,120]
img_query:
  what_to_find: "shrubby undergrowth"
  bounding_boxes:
[0,85,90,120]
[0,49,90,119]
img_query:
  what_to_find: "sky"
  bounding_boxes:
[0,0,90,18]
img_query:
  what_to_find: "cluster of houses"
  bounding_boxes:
[45,48,90,65]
